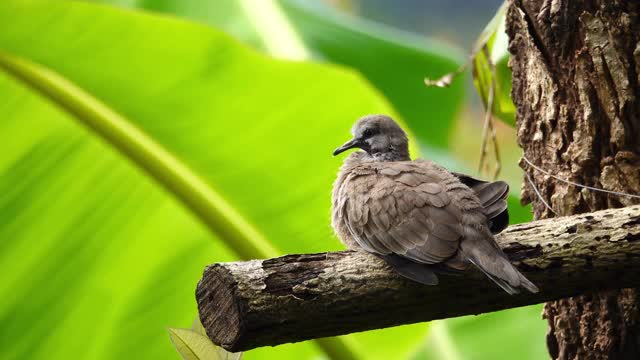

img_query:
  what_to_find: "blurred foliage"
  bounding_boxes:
[0,1,544,360]
[413,305,547,360]
[472,1,515,126]
[106,0,466,150]
[103,0,531,215]
[0,0,450,359]
[281,0,466,149]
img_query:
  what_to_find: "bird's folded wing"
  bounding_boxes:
[451,172,510,234]
[340,165,464,264]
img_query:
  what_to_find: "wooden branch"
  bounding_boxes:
[196,205,640,352]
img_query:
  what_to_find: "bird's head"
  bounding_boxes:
[333,115,409,161]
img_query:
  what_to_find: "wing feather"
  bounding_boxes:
[340,163,463,265]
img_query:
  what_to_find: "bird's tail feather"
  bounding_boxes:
[462,238,539,294]
[467,258,520,295]
[516,272,539,293]
[381,254,439,285]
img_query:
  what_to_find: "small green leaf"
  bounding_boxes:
[191,317,208,337]
[168,328,242,360]
[168,328,216,360]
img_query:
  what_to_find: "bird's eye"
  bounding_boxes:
[362,128,378,138]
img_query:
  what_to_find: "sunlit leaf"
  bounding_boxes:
[281,0,465,150]
[104,0,465,151]
[0,1,467,359]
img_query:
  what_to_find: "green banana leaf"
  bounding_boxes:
[108,0,532,223]
[281,0,465,149]
[0,1,459,359]
[102,0,466,150]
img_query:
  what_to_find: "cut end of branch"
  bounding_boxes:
[196,265,243,350]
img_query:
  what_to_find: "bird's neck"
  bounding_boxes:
[345,150,410,164]
[372,150,410,162]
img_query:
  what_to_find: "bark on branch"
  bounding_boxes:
[196,205,640,352]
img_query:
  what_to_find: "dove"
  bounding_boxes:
[331,114,538,294]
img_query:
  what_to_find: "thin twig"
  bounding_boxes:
[486,46,502,179]
[487,104,501,180]
[522,156,640,200]
[525,171,556,215]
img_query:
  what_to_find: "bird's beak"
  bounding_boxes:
[333,138,361,156]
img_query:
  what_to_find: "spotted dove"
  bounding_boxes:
[332,115,538,294]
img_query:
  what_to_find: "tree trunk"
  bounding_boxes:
[507,0,640,359]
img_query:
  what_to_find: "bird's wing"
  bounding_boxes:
[451,172,510,234]
[341,163,464,265]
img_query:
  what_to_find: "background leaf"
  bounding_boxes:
[0,1,546,360]
[101,0,465,150]
[472,1,515,126]
[280,0,466,149]
[412,305,547,360]
[0,1,465,359]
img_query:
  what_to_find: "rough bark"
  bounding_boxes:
[507,0,640,359]
[197,206,640,352]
